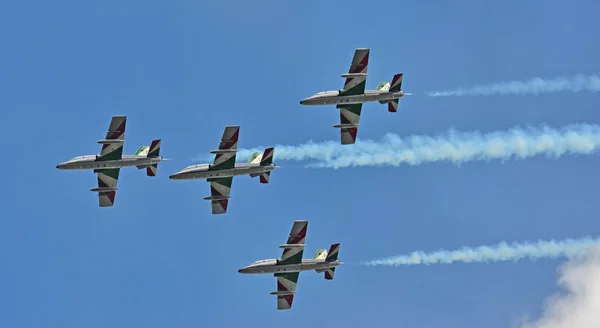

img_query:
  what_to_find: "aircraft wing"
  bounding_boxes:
[334,49,369,145]
[273,272,299,310]
[271,220,307,310]
[339,48,369,96]
[97,115,126,161]
[95,168,120,207]
[336,103,363,145]
[210,125,239,171]
[278,220,307,265]
[206,177,233,214]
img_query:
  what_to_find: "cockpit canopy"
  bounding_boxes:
[315,90,338,96]
[182,164,210,171]
[70,155,96,161]
[252,259,275,265]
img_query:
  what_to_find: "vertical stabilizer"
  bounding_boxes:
[313,249,328,260]
[134,146,149,156]
[248,152,263,164]
[376,81,390,91]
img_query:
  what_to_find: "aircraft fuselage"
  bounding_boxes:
[56,155,162,170]
[238,258,341,274]
[169,163,276,180]
[300,89,404,106]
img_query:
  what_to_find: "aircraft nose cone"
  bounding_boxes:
[237,269,242,273]
[299,100,304,105]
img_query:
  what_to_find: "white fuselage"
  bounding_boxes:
[300,89,404,106]
[238,259,341,274]
[56,155,162,170]
[169,163,276,180]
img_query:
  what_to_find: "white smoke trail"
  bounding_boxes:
[361,237,600,266]
[427,74,600,97]
[231,124,600,169]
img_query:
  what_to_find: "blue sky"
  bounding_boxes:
[2,1,600,327]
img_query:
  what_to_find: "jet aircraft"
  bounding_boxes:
[56,115,163,207]
[238,220,341,310]
[168,125,276,215]
[299,48,406,144]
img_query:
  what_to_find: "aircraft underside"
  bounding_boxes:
[241,261,340,274]
[173,166,273,180]
[58,157,161,170]
[305,92,402,106]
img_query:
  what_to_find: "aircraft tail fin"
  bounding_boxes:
[134,145,149,156]
[248,147,275,183]
[378,74,403,112]
[313,249,328,260]
[314,243,340,280]
[376,81,390,91]
[134,140,161,176]
[389,73,403,92]
[145,140,161,176]
[247,152,263,164]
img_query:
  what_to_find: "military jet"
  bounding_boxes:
[299,48,406,144]
[56,115,163,207]
[169,125,276,215]
[238,220,341,310]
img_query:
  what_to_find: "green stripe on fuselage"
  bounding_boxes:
[95,168,120,180]
[210,154,236,171]
[207,176,233,188]
[274,272,299,283]
[278,250,304,265]
[97,146,123,161]
[340,80,366,97]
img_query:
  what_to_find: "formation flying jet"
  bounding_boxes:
[169,125,276,215]
[56,115,163,207]
[299,48,405,144]
[238,220,341,310]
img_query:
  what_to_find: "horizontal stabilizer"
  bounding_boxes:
[278,243,305,248]
[378,99,391,104]
[136,165,151,170]
[210,149,237,154]
[270,290,295,296]
[333,123,359,129]
[96,139,125,145]
[90,187,118,192]
[324,267,336,280]
[203,195,230,201]
[341,73,368,78]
